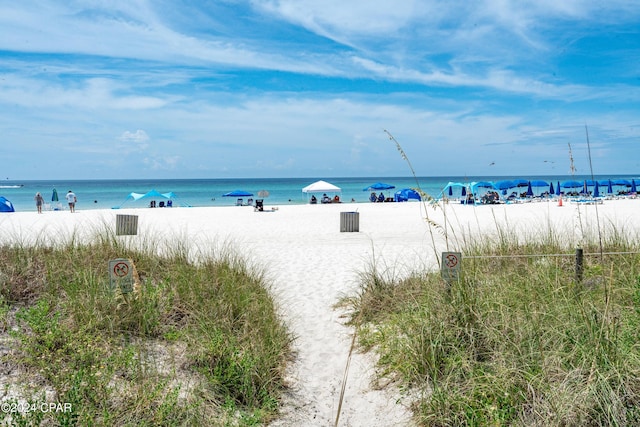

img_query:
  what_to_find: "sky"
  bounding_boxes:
[1,1,639,180]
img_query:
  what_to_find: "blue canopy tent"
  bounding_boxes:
[394,188,421,202]
[439,182,467,198]
[469,181,496,194]
[223,190,254,197]
[113,190,190,209]
[0,196,15,212]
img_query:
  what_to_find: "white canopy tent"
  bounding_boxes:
[302,180,341,193]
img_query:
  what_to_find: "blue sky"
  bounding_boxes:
[1,1,639,180]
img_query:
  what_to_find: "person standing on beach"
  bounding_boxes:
[66,190,77,213]
[34,192,44,214]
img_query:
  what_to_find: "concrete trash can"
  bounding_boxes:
[340,211,360,232]
[116,214,139,236]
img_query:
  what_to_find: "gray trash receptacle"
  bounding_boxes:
[116,214,138,236]
[340,211,360,232]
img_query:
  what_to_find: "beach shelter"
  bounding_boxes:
[394,188,421,202]
[113,190,189,208]
[469,181,496,195]
[302,180,341,194]
[440,182,467,198]
[0,196,15,212]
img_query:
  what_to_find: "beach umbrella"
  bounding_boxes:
[223,190,253,197]
[556,181,561,195]
[448,186,453,196]
[607,179,613,194]
[257,190,270,198]
[51,188,59,202]
[549,182,555,195]
[529,180,549,187]
[494,180,515,191]
[632,180,637,193]
[593,181,600,198]
[612,179,632,186]
[461,186,467,197]
[363,182,395,191]
[561,180,583,188]
[526,181,534,197]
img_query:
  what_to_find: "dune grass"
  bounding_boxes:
[0,233,291,426]
[345,225,640,426]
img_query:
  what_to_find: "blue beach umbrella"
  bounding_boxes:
[556,181,561,195]
[549,182,555,195]
[363,182,395,191]
[612,179,632,187]
[51,188,59,202]
[607,179,613,194]
[526,181,534,197]
[632,180,637,193]
[529,180,549,187]
[561,180,583,189]
[223,190,253,197]
[593,181,600,198]
[494,180,515,191]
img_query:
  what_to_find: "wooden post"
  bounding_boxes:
[575,248,584,284]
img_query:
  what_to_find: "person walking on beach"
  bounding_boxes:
[34,192,44,214]
[66,190,77,213]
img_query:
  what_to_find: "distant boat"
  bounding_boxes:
[0,184,23,188]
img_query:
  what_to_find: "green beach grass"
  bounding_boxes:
[344,224,640,426]
[0,231,292,426]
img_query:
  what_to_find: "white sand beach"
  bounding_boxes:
[1,198,639,426]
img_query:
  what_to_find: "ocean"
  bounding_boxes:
[1,175,638,213]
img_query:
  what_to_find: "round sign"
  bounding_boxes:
[113,261,130,278]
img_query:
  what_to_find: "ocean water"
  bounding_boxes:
[1,175,638,213]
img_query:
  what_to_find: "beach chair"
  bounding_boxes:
[236,198,243,206]
[159,201,165,208]
[254,199,264,212]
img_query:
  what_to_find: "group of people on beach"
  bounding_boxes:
[34,190,77,213]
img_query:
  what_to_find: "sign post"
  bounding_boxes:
[109,258,134,294]
[441,251,462,285]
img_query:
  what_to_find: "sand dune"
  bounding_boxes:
[1,198,637,426]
